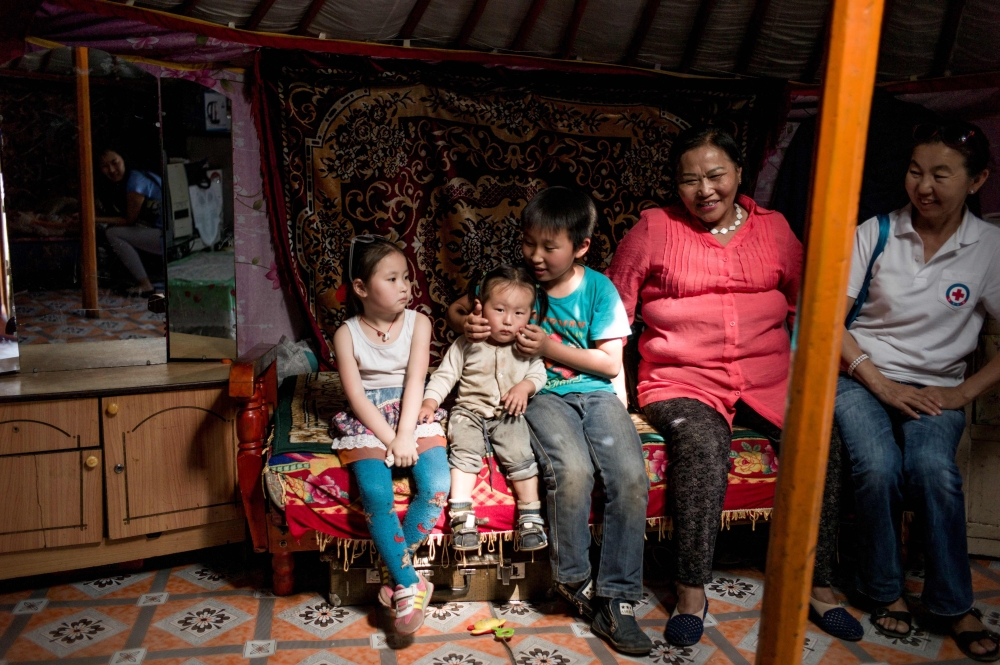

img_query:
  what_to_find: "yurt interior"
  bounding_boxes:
[0,0,999,663]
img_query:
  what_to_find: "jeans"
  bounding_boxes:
[834,376,971,616]
[525,390,649,600]
[350,446,451,587]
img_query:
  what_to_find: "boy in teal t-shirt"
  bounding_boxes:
[537,265,632,395]
[449,187,650,657]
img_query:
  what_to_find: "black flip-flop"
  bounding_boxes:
[870,606,913,639]
[951,608,1000,662]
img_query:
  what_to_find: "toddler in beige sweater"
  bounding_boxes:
[418,264,548,552]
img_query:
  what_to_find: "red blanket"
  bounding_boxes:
[267,427,777,543]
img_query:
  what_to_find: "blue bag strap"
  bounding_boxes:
[845,213,890,329]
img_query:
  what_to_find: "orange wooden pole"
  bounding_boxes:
[75,46,99,317]
[754,0,885,663]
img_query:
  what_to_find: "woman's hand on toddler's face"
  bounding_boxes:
[387,433,419,467]
[515,324,546,357]
[464,301,492,343]
[501,382,533,417]
[417,399,439,424]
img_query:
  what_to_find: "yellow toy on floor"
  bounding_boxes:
[466,618,514,640]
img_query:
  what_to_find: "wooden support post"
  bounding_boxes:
[754,0,885,663]
[74,47,99,318]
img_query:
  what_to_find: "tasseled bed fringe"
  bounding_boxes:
[313,509,774,570]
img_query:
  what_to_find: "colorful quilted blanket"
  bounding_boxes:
[266,374,778,544]
[252,50,786,366]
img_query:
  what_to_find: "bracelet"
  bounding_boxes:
[847,353,869,377]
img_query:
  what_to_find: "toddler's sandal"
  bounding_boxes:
[450,512,486,551]
[870,606,913,639]
[516,514,548,551]
[952,608,1000,662]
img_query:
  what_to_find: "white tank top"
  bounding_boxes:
[343,309,415,391]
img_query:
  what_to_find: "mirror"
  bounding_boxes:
[0,147,18,374]
[0,47,166,370]
[160,78,237,360]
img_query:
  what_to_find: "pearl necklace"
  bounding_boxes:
[710,204,743,235]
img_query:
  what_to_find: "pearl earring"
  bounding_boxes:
[970,190,976,194]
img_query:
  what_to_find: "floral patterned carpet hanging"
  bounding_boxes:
[252,50,786,364]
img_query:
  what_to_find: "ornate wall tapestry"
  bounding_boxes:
[252,50,786,364]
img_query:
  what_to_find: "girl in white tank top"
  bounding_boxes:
[329,235,448,636]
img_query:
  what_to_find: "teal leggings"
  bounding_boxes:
[349,446,450,587]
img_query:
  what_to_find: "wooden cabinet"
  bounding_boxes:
[103,388,239,539]
[0,363,246,579]
[0,399,103,553]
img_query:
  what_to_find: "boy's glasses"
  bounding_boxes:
[913,123,976,145]
[348,233,388,282]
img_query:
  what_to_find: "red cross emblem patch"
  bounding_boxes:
[945,283,970,307]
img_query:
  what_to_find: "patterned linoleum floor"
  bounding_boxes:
[14,289,165,344]
[1,558,1000,665]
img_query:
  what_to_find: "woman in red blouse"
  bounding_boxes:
[608,126,861,646]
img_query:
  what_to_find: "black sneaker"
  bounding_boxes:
[591,598,653,656]
[553,578,596,619]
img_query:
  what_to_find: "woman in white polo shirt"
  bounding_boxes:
[835,121,1000,662]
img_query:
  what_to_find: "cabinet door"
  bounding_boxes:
[0,449,104,552]
[103,388,240,539]
[0,398,100,455]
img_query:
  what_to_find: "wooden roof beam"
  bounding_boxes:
[244,0,278,30]
[510,0,548,51]
[679,0,717,73]
[735,0,771,74]
[622,0,661,65]
[455,0,490,48]
[931,0,966,77]
[802,3,832,83]
[558,0,589,59]
[176,0,201,16]
[399,0,432,40]
[294,0,327,35]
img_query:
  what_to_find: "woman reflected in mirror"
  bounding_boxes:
[95,146,163,297]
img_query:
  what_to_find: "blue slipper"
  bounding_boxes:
[665,598,709,647]
[810,599,864,641]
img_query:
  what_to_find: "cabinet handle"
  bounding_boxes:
[85,456,99,469]
[114,463,125,474]
[106,403,119,416]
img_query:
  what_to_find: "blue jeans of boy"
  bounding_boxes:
[834,376,972,616]
[525,390,649,601]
